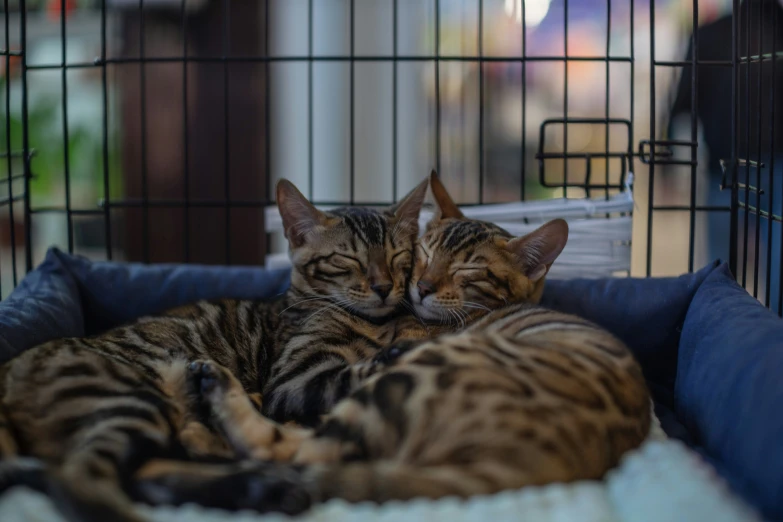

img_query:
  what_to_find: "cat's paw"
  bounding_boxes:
[372,339,420,367]
[188,360,232,398]
[239,468,313,515]
[134,462,313,516]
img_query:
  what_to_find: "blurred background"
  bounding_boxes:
[0,0,743,297]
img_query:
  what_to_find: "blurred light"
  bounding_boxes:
[505,0,551,28]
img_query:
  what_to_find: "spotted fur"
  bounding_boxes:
[134,173,650,515]
[0,178,432,522]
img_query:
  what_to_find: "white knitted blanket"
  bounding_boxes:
[0,408,760,522]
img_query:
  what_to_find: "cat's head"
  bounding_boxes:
[409,171,568,322]
[277,178,428,319]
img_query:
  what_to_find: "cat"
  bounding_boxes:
[132,172,651,516]
[0,177,433,522]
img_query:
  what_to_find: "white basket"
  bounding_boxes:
[265,187,635,280]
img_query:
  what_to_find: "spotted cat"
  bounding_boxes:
[132,172,651,516]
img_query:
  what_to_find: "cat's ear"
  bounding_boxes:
[276,179,329,248]
[506,219,569,282]
[387,177,429,237]
[429,170,465,221]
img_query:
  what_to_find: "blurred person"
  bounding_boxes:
[666,0,783,309]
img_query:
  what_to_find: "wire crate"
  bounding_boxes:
[0,0,780,313]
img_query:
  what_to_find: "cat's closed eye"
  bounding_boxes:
[417,245,432,264]
[390,250,411,266]
[322,267,351,277]
[333,254,364,270]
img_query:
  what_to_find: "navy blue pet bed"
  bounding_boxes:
[0,249,781,521]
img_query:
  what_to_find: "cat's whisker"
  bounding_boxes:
[319,296,362,320]
[447,308,460,328]
[457,309,468,329]
[335,294,359,310]
[279,296,332,315]
[301,296,354,323]
[455,308,469,329]
[303,301,348,326]
[331,296,356,309]
[400,299,426,325]
[399,299,414,313]
[462,301,492,312]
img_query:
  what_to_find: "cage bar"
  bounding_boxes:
[687,0,699,272]
[181,0,191,262]
[646,0,656,276]
[222,0,231,264]
[0,0,777,317]
[101,0,113,261]
[20,0,31,273]
[434,0,440,176]
[3,0,17,287]
[60,0,73,253]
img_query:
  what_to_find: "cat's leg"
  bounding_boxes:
[174,362,244,461]
[188,360,314,461]
[133,459,503,515]
[145,364,519,515]
[176,420,234,459]
[130,361,321,513]
[186,347,427,465]
[131,458,311,515]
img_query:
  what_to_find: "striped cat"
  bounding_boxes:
[0,178,433,522]
[131,173,651,515]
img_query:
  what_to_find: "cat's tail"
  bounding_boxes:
[305,461,513,505]
[0,457,147,522]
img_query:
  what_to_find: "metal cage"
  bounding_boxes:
[0,0,780,313]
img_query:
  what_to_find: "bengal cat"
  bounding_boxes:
[131,172,651,516]
[0,177,434,522]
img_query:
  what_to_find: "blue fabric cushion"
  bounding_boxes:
[0,249,714,445]
[0,248,780,520]
[0,249,84,363]
[62,250,291,336]
[542,260,719,438]
[677,263,783,521]
[0,248,290,363]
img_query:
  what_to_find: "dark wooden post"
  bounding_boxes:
[118,0,268,265]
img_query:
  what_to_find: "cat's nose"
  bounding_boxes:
[371,283,393,300]
[417,280,436,299]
